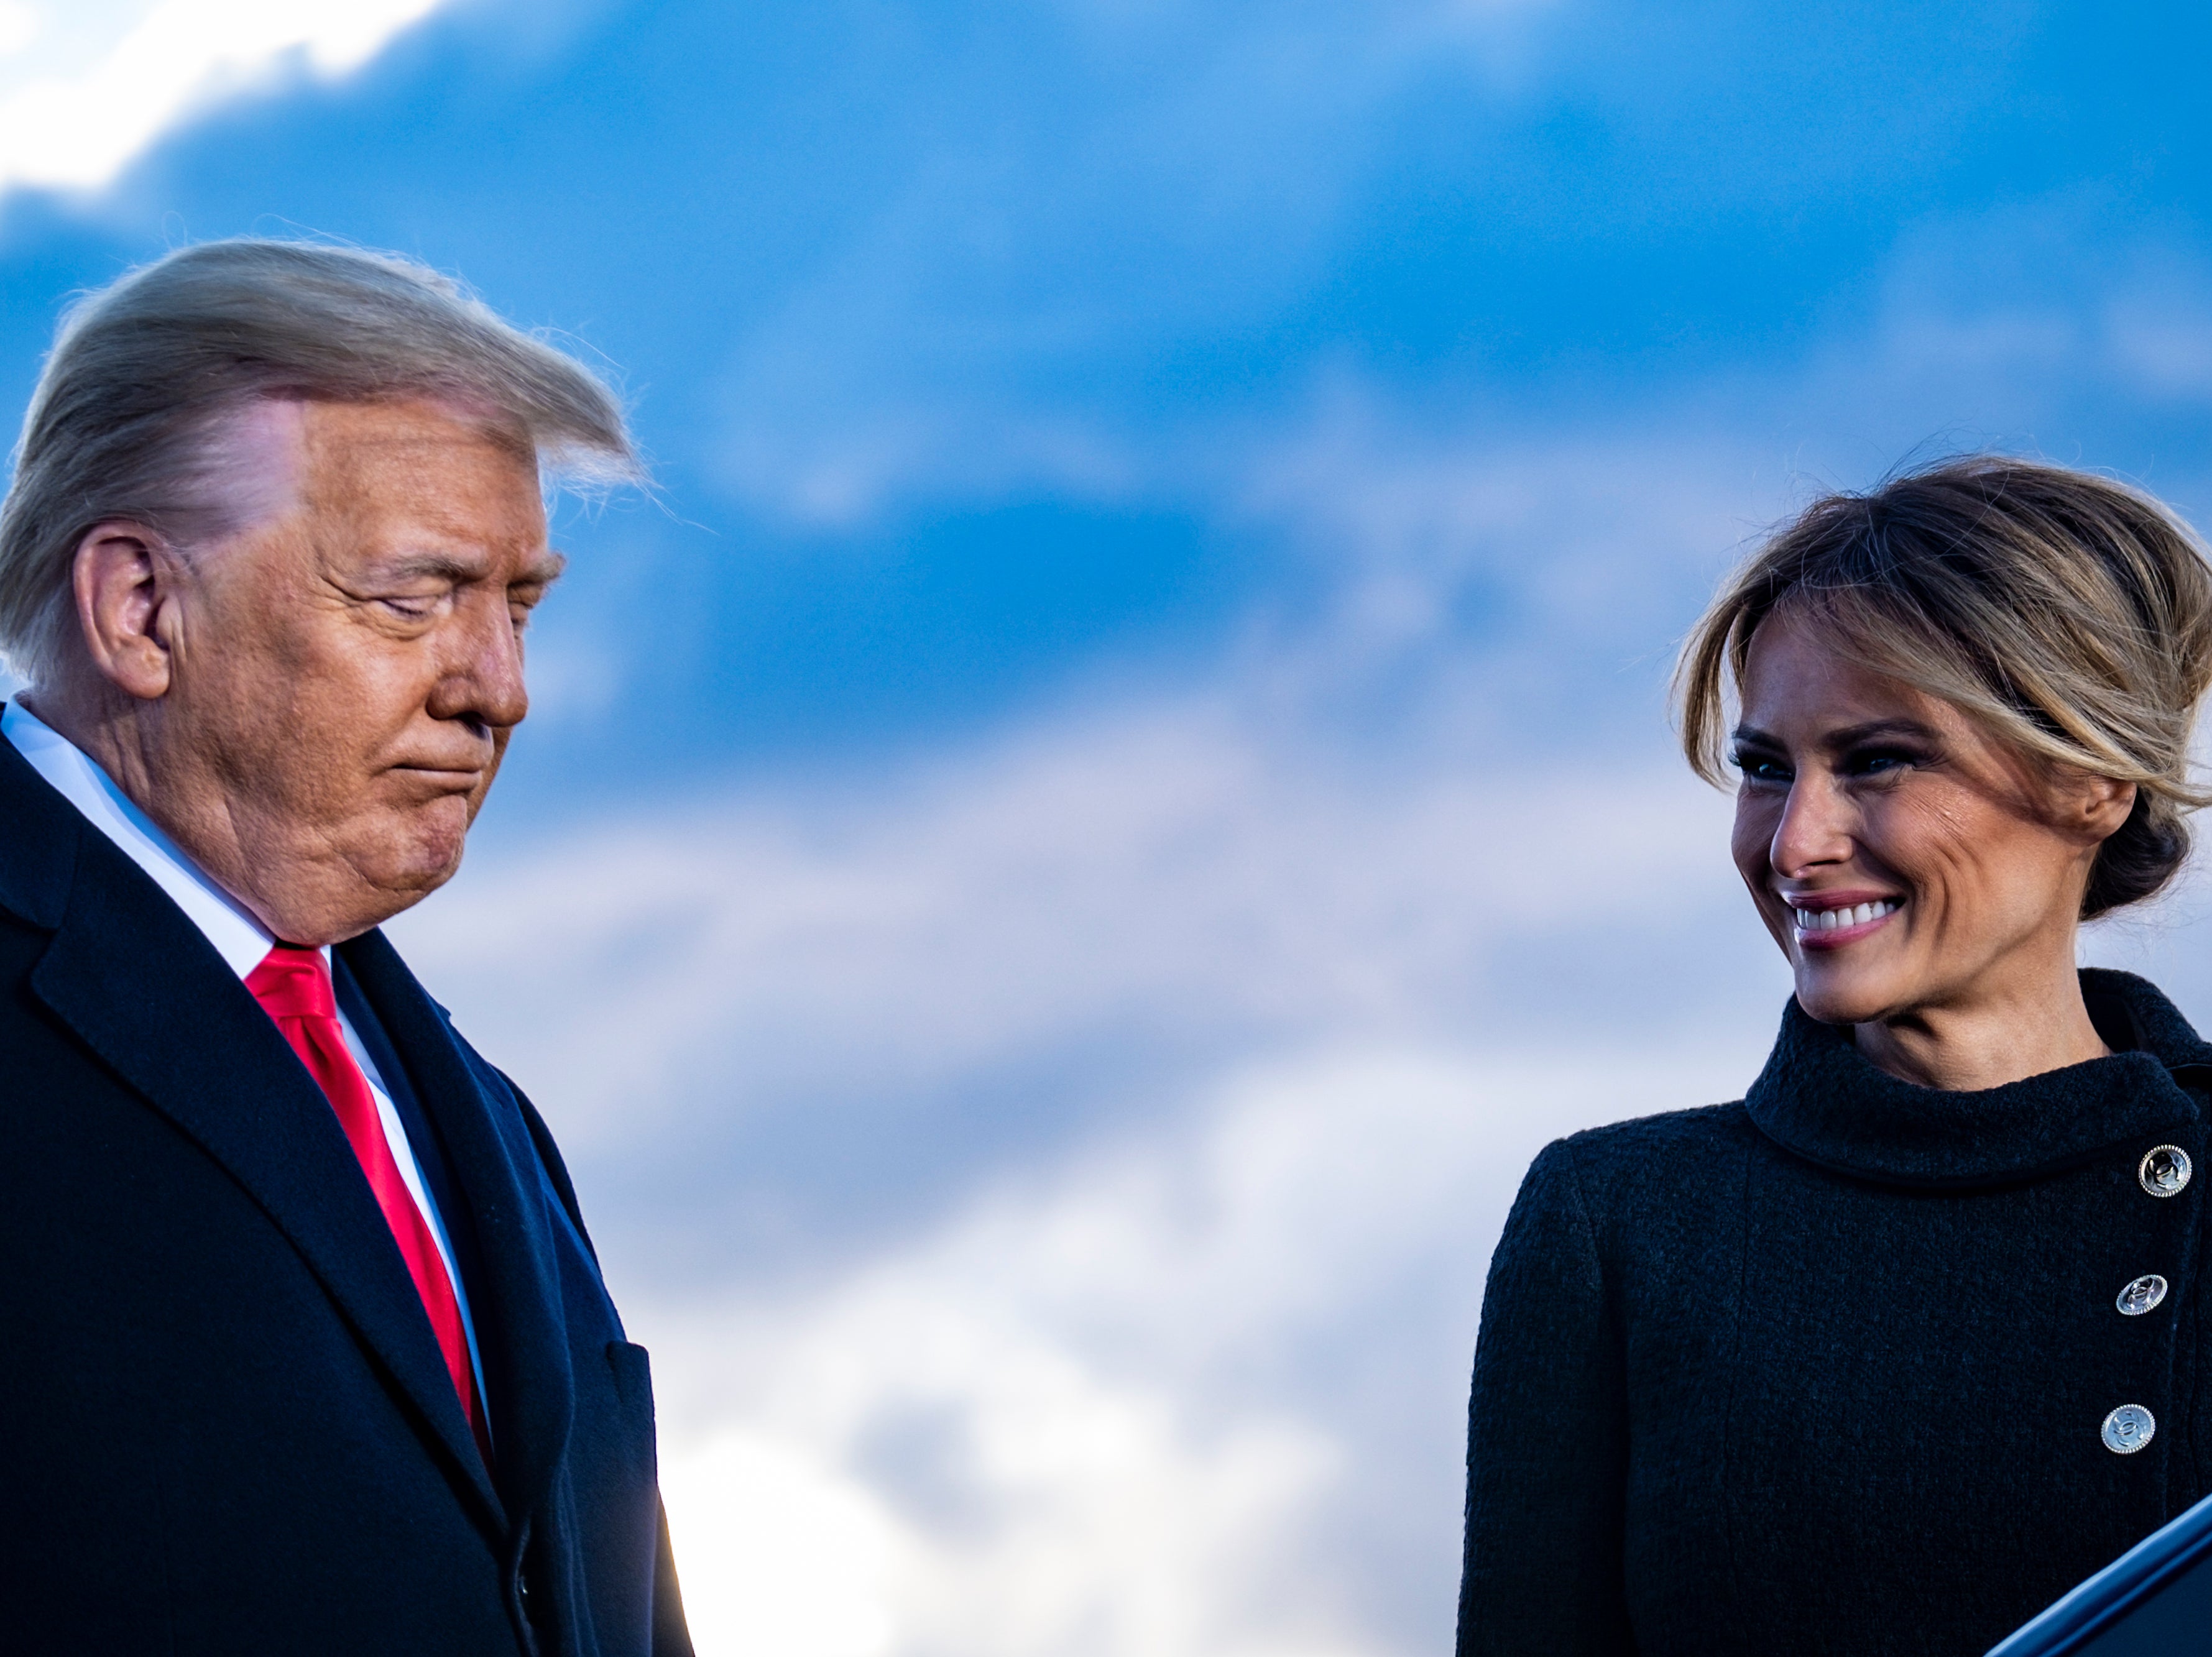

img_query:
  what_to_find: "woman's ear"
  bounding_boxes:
[2070,774,2139,845]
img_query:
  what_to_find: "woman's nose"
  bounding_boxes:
[1769,774,1853,876]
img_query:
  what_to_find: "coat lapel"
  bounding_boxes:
[339,928,576,1530]
[4,746,504,1525]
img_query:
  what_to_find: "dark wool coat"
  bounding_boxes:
[0,728,691,1656]
[1457,968,2212,1656]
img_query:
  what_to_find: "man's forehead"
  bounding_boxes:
[295,397,537,469]
[205,395,537,510]
[292,400,545,533]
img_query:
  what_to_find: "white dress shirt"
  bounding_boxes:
[2,702,487,1410]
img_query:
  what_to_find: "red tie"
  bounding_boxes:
[247,944,489,1463]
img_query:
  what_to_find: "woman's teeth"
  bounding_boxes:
[1793,899,1899,932]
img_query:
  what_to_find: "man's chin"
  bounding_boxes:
[379,843,469,907]
[374,805,472,881]
[300,832,469,940]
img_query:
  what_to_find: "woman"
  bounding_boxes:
[1457,456,2212,1655]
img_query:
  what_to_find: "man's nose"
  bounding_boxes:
[430,602,530,733]
[1769,773,1853,876]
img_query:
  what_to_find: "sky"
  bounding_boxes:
[4,1,2212,1652]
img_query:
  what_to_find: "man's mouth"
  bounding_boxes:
[389,763,487,792]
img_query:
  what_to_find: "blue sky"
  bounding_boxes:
[21,0,2211,784]
[7,2,2212,1651]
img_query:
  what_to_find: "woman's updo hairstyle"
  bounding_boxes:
[1677,456,2212,919]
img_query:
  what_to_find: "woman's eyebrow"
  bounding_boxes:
[1825,718,1938,746]
[1730,718,1938,751]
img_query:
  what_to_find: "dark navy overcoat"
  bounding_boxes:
[1459,968,2212,1655]
[0,727,692,1656]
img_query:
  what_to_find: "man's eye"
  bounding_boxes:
[379,593,445,620]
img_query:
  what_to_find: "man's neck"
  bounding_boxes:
[17,684,156,810]
[2,697,277,975]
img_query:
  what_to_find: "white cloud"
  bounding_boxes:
[0,0,446,195]
[659,1430,900,1657]
[647,1042,1765,1657]
[399,694,1761,1150]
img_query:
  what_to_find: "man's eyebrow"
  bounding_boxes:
[369,551,487,583]
[366,548,568,585]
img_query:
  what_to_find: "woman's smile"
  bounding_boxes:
[1786,893,1904,949]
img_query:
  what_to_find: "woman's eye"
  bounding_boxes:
[1849,748,1915,778]
[1733,753,1790,783]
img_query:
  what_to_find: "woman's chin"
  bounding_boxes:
[1790,963,1906,1029]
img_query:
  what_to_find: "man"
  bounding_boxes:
[0,241,692,1656]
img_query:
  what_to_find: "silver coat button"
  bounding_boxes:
[2118,1275,2169,1316]
[2139,1145,2192,1198]
[2103,1404,2156,1454]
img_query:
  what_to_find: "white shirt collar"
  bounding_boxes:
[2,701,275,979]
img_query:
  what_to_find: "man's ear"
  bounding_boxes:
[71,523,179,700]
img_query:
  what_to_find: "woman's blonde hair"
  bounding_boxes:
[1677,456,2212,918]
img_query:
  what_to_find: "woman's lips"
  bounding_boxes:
[1788,896,1902,950]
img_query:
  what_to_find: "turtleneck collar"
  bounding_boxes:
[1744,968,2212,1189]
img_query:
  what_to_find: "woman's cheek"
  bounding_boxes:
[1731,794,1779,879]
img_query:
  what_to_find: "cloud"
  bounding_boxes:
[647,1042,1767,1657]
[395,689,1762,1165]
[0,0,445,196]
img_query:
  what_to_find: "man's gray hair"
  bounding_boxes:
[0,238,637,687]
